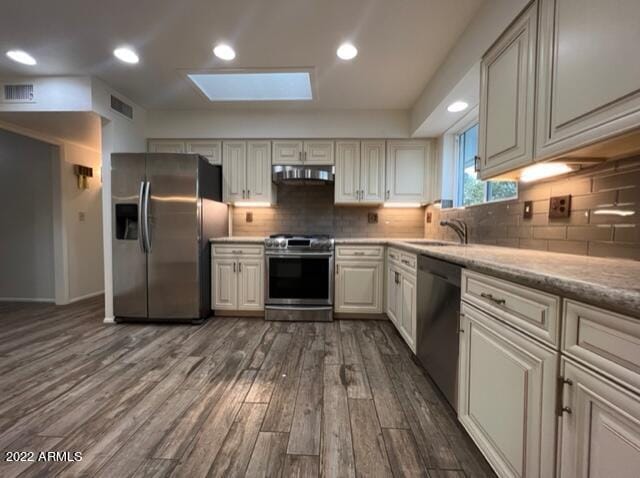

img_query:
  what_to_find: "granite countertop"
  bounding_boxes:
[210,236,265,244]
[211,236,640,317]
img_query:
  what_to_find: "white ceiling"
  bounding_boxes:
[0,0,484,111]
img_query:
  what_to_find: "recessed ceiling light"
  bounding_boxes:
[213,44,236,61]
[113,47,139,64]
[6,50,37,66]
[337,43,358,60]
[447,101,468,113]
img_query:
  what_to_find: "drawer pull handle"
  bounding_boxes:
[480,292,506,305]
[232,250,243,254]
[353,252,365,256]
[561,406,572,415]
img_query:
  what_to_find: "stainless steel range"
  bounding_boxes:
[264,234,335,322]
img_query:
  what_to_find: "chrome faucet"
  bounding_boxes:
[440,219,468,244]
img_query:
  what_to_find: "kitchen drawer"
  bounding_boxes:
[212,244,264,257]
[399,252,417,272]
[336,245,384,260]
[562,300,640,394]
[387,247,402,264]
[461,270,561,348]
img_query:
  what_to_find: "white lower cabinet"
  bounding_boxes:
[386,248,417,352]
[386,263,400,327]
[236,258,264,311]
[559,358,640,478]
[212,258,237,309]
[212,246,264,312]
[335,246,383,315]
[458,302,558,478]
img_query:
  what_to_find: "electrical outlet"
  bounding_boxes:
[78,211,86,222]
[245,212,253,223]
[368,213,378,224]
[523,201,533,219]
[549,195,571,218]
[426,212,432,223]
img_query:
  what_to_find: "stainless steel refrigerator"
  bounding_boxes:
[111,153,228,322]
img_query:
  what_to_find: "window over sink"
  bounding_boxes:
[455,123,517,207]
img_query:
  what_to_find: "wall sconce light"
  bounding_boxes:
[74,165,93,189]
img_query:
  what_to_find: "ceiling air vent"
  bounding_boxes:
[2,83,35,103]
[110,95,133,119]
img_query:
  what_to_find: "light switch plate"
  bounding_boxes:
[523,201,533,219]
[246,212,253,223]
[549,195,571,218]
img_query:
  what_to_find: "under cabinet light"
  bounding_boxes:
[383,202,422,208]
[233,202,271,208]
[520,163,574,182]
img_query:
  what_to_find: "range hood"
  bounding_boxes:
[272,165,334,185]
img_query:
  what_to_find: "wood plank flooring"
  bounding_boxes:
[0,297,495,477]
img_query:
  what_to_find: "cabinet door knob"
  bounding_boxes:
[562,378,573,386]
[561,406,572,415]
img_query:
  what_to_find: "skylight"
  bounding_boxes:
[188,71,313,102]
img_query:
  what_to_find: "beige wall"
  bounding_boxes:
[426,157,640,260]
[146,109,410,139]
[0,128,56,300]
[0,113,104,303]
[232,185,425,238]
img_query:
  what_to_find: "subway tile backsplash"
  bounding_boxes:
[232,185,425,238]
[426,157,640,260]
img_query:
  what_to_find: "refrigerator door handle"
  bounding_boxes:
[138,181,146,252]
[143,181,152,253]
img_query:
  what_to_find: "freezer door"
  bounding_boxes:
[112,153,148,318]
[146,154,200,319]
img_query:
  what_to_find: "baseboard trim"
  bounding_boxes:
[0,297,55,303]
[213,310,264,318]
[334,312,389,320]
[68,290,104,304]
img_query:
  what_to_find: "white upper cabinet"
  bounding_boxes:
[148,140,185,154]
[360,140,386,203]
[335,141,361,203]
[273,140,334,165]
[224,141,273,204]
[304,140,334,165]
[246,141,273,203]
[335,140,386,204]
[478,1,537,179]
[272,140,303,165]
[222,141,247,203]
[186,140,222,165]
[386,140,431,203]
[535,0,640,159]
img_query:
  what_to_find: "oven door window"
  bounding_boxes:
[268,257,329,301]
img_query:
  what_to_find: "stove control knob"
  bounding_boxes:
[279,241,286,248]
[265,239,274,247]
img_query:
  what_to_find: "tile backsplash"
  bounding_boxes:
[425,157,640,260]
[232,185,425,238]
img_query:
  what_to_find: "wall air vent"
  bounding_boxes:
[2,83,35,103]
[110,95,133,119]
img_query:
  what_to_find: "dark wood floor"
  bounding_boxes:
[0,297,494,478]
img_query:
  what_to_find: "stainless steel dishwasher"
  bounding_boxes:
[417,254,463,412]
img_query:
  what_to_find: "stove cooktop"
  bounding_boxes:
[269,234,332,239]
